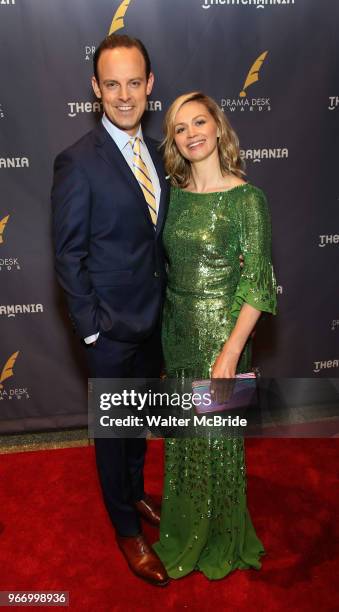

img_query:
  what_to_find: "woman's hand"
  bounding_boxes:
[211,345,241,379]
[210,345,240,404]
[211,303,262,380]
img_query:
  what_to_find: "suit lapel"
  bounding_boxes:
[94,122,169,234]
[94,122,154,230]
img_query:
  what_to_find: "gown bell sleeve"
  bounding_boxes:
[230,187,277,318]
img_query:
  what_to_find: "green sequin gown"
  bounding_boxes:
[153,184,277,580]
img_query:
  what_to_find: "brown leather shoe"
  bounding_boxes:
[134,494,161,527]
[116,533,169,586]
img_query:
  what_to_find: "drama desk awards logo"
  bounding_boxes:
[0,351,29,400]
[80,1,162,115]
[0,215,21,272]
[221,51,271,113]
[0,215,9,244]
[85,0,132,60]
[0,351,19,390]
[109,0,132,34]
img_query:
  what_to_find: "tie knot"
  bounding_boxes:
[130,136,141,153]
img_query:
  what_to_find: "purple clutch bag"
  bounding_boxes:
[192,373,257,414]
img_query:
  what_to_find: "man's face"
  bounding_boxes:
[92,46,154,136]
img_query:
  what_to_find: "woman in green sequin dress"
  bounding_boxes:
[153,92,277,580]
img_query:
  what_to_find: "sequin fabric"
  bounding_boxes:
[153,184,277,580]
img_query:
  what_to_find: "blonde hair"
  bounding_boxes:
[163,91,245,188]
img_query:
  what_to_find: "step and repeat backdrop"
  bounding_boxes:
[0,0,338,433]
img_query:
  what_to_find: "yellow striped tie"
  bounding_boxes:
[130,137,157,227]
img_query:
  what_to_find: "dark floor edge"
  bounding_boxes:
[0,428,91,454]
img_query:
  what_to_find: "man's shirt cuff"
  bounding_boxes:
[84,332,100,344]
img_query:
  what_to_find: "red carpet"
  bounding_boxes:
[0,439,338,611]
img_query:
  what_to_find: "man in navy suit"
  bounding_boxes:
[52,34,169,586]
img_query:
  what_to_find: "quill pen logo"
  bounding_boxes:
[0,214,21,272]
[0,351,30,400]
[0,215,9,244]
[239,51,268,97]
[0,351,19,390]
[109,0,132,34]
[84,0,132,61]
[221,51,271,113]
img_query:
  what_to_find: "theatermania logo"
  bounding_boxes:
[0,351,29,400]
[0,304,44,318]
[68,100,162,118]
[318,234,339,247]
[328,96,339,111]
[313,359,339,374]
[221,51,271,113]
[0,103,4,119]
[0,1,16,5]
[202,0,295,8]
[0,157,29,168]
[84,0,132,61]
[240,148,288,163]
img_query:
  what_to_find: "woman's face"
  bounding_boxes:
[173,101,219,164]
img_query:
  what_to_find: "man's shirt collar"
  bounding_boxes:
[102,114,144,151]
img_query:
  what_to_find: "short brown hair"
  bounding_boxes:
[163,91,245,188]
[93,34,151,82]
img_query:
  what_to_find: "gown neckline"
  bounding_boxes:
[173,183,249,196]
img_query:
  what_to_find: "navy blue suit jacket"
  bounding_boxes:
[52,121,169,343]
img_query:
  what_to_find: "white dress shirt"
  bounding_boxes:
[84,115,161,344]
[101,114,161,211]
